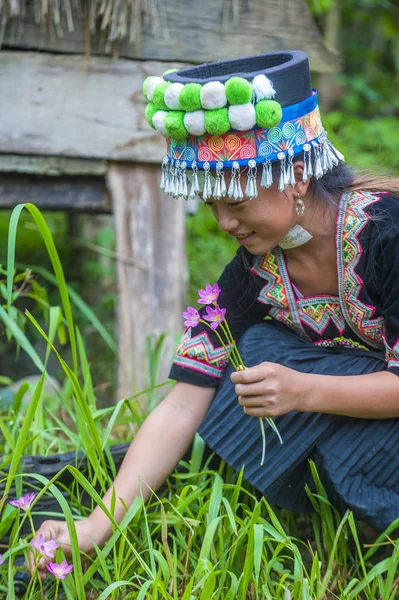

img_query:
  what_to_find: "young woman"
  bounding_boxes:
[28,50,399,576]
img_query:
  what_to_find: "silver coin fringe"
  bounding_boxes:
[160,133,345,201]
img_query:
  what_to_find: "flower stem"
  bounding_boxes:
[259,418,266,466]
[199,319,240,370]
[219,322,244,368]
[55,578,60,600]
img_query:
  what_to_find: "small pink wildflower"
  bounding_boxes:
[0,554,5,565]
[182,306,200,328]
[203,305,226,330]
[31,534,59,559]
[9,493,36,511]
[46,560,74,580]
[198,283,221,305]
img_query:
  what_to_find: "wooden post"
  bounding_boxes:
[108,162,186,402]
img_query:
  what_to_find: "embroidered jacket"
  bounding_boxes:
[169,190,399,386]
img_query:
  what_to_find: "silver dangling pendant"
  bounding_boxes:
[220,167,227,197]
[313,143,323,179]
[189,160,200,198]
[261,159,273,188]
[327,138,345,163]
[303,143,312,182]
[326,141,339,167]
[245,159,258,199]
[174,161,182,197]
[213,162,223,200]
[277,152,286,192]
[180,161,188,199]
[296,193,305,217]
[160,156,169,191]
[165,161,173,195]
[321,142,329,173]
[202,162,213,201]
[228,161,240,198]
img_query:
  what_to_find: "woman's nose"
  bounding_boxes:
[216,208,239,233]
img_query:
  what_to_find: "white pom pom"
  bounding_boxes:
[153,110,168,137]
[252,74,276,102]
[200,81,227,109]
[146,76,164,101]
[164,82,184,110]
[184,110,206,136]
[228,103,256,131]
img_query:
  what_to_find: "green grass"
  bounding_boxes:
[1,443,399,599]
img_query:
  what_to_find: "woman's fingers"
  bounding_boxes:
[242,406,272,417]
[231,362,276,384]
[234,381,268,397]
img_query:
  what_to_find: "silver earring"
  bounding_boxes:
[296,193,305,217]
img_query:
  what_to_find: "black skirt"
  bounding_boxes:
[197,322,399,531]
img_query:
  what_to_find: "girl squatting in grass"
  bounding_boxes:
[27,51,399,577]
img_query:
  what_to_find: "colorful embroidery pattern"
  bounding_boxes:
[337,191,384,349]
[313,337,370,351]
[252,250,344,339]
[174,328,231,379]
[298,298,346,336]
[382,335,399,370]
[251,253,288,308]
[167,106,323,166]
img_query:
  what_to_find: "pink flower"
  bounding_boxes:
[203,305,226,330]
[9,493,36,511]
[198,283,221,305]
[31,534,58,559]
[0,554,6,565]
[182,306,200,328]
[46,560,74,580]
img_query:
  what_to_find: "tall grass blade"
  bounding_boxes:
[7,204,78,370]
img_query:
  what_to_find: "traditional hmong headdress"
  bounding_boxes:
[143,51,345,201]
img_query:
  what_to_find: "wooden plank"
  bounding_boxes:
[3,0,339,73]
[0,155,107,176]
[0,52,184,162]
[109,162,186,400]
[0,174,111,212]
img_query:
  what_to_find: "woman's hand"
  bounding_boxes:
[231,362,308,417]
[25,518,100,581]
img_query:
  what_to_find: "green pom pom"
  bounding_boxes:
[145,102,158,129]
[179,83,202,112]
[143,76,154,100]
[204,108,230,135]
[225,77,252,105]
[163,68,178,76]
[152,81,171,110]
[255,100,283,128]
[164,111,188,140]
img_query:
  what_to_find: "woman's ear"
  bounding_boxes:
[293,161,311,197]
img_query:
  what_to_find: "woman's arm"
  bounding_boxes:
[28,381,215,570]
[300,370,399,418]
[231,363,399,419]
[87,381,216,545]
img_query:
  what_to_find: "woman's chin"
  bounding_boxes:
[241,236,277,255]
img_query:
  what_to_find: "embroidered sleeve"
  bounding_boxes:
[377,222,399,375]
[169,247,265,387]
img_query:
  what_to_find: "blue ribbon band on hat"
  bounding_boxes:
[166,91,323,169]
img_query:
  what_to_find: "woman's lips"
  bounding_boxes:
[236,232,255,244]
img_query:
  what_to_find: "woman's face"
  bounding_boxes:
[204,177,297,255]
